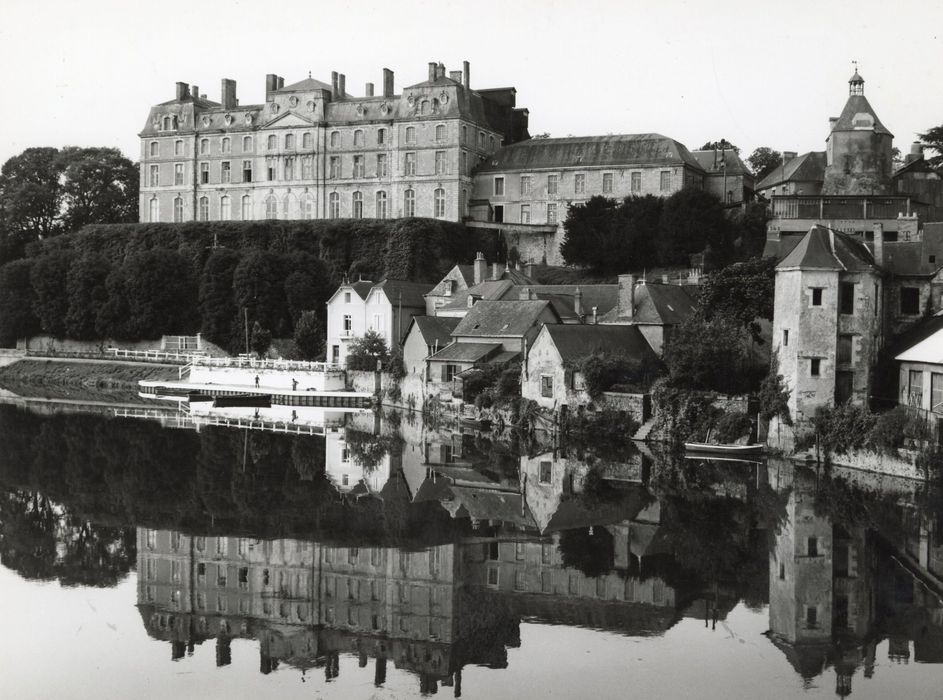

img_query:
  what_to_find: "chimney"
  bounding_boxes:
[618,274,636,320]
[574,287,583,317]
[491,262,505,281]
[473,251,487,285]
[463,60,470,89]
[383,68,394,97]
[450,70,463,83]
[519,287,531,301]
[436,63,446,80]
[873,223,884,266]
[829,116,838,131]
[428,62,437,81]
[592,306,598,325]
[221,79,237,109]
[175,82,189,101]
[190,85,199,99]
[338,73,345,98]
[783,151,797,163]
[277,76,284,90]
[905,142,924,165]
[265,74,278,98]
[524,261,535,279]
[331,71,339,99]
[365,82,374,97]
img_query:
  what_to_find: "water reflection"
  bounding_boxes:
[1,401,943,697]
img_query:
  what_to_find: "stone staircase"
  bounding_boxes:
[632,416,657,442]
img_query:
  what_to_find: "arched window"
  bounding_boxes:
[435,124,445,141]
[352,191,363,219]
[353,130,364,147]
[241,194,252,220]
[490,136,495,151]
[221,137,231,153]
[330,131,340,147]
[173,196,184,222]
[302,195,315,220]
[329,192,340,219]
[434,188,446,218]
[479,132,485,148]
[148,197,159,222]
[302,132,312,149]
[198,196,209,221]
[420,100,430,115]
[175,140,183,156]
[285,133,294,149]
[403,189,415,217]
[267,134,276,150]
[376,191,388,219]
[199,139,209,155]
[265,195,278,219]
[377,128,386,145]
[405,126,416,144]
[162,116,172,131]
[149,141,159,157]
[243,136,252,152]
[220,195,231,221]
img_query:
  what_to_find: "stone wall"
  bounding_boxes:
[824,448,926,481]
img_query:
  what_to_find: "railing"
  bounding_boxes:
[110,348,206,364]
[113,407,334,436]
[771,195,915,220]
[188,356,342,372]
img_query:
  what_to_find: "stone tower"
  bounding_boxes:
[822,69,894,195]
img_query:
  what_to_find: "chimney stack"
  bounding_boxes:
[619,274,636,320]
[221,79,237,109]
[338,74,345,98]
[473,252,487,285]
[905,142,925,165]
[783,151,797,163]
[175,82,189,101]
[574,287,583,317]
[190,85,199,99]
[277,76,284,90]
[450,70,463,83]
[428,62,437,81]
[463,60,470,89]
[383,68,394,97]
[365,82,374,97]
[331,71,339,99]
[265,74,278,98]
[491,262,505,281]
[873,223,884,266]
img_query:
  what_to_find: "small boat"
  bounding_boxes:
[187,392,214,403]
[685,442,765,457]
[214,393,272,408]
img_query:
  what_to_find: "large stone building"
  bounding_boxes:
[138,61,529,224]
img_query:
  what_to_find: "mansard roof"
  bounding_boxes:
[830,94,893,137]
[475,134,704,173]
[756,152,826,191]
[777,225,877,272]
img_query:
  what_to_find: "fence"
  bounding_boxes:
[189,355,342,372]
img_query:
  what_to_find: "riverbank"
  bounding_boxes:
[0,359,179,403]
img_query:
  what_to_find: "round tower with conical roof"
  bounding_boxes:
[823,68,894,195]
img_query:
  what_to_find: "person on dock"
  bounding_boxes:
[292,378,298,391]
[254,375,260,388]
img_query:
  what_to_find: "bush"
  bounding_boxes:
[496,367,521,400]
[807,403,876,455]
[713,411,752,443]
[346,330,389,371]
[869,406,931,453]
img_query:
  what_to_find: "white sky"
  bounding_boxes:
[0,0,941,166]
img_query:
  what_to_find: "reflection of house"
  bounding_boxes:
[324,428,392,494]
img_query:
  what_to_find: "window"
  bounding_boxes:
[461,125,467,144]
[329,156,340,178]
[198,196,209,221]
[433,188,446,218]
[839,282,855,314]
[405,126,416,144]
[420,99,430,115]
[811,288,823,306]
[376,153,388,177]
[660,171,671,191]
[330,131,339,147]
[200,162,209,184]
[175,140,183,156]
[243,160,252,182]
[241,194,251,220]
[547,202,557,224]
[376,191,388,219]
[329,192,340,219]
[461,150,468,176]
[243,135,252,152]
[284,157,294,180]
[783,329,789,346]
[540,375,553,398]
[266,162,275,181]
[221,161,231,184]
[630,172,641,193]
[301,157,313,179]
[810,358,821,376]
[444,363,458,382]
[281,194,292,218]
[515,571,526,591]
[521,204,531,224]
[806,606,818,628]
[479,131,486,149]
[174,163,184,185]
[404,152,416,176]
[435,150,446,175]
[487,567,499,587]
[493,176,505,196]
[404,189,415,217]
[352,191,363,218]
[353,129,364,147]
[221,137,230,154]
[520,175,532,197]
[602,172,613,194]
[539,461,552,483]
[547,174,558,195]
[901,287,920,315]
[377,128,386,145]
[779,563,785,580]
[301,132,312,149]
[435,124,446,142]
[490,136,496,151]
[148,197,158,222]
[149,141,159,157]
[149,164,159,187]
[838,335,853,364]
[267,134,276,150]
[807,537,818,557]
[344,291,351,304]
[265,195,277,219]
[909,370,924,406]
[173,196,184,222]
[353,155,364,178]
[574,173,585,195]
[493,205,504,223]
[284,133,294,150]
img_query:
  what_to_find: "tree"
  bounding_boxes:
[123,249,199,339]
[346,329,389,370]
[65,254,112,340]
[664,318,748,393]
[696,257,776,344]
[0,259,39,345]
[293,310,324,360]
[699,139,740,154]
[58,147,139,232]
[559,195,623,273]
[918,125,943,169]
[198,248,241,350]
[658,187,733,268]
[96,266,131,339]
[0,147,63,240]
[233,250,290,339]
[746,147,783,182]
[250,321,272,358]
[30,249,74,338]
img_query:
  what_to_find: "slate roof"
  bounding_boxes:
[777,225,877,272]
[830,94,893,137]
[452,300,556,338]
[542,324,659,364]
[756,151,827,191]
[524,284,620,317]
[599,283,697,325]
[427,342,502,363]
[690,149,753,176]
[373,279,433,308]
[412,316,460,347]
[278,76,337,93]
[474,133,704,173]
